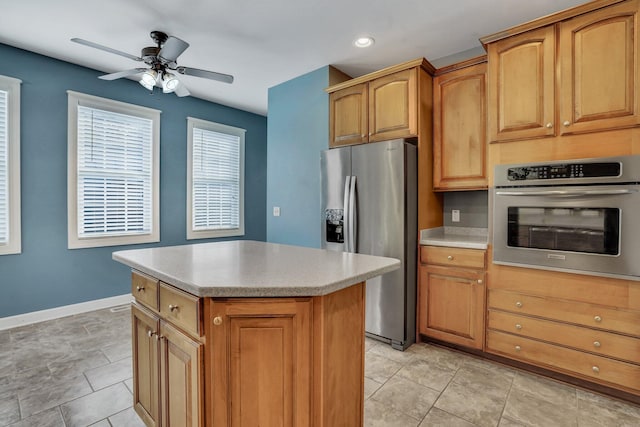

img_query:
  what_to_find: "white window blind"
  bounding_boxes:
[68,91,160,249]
[187,118,244,239]
[0,75,21,256]
[0,89,8,244]
[76,106,153,237]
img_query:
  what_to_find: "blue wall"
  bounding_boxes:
[266,66,331,248]
[0,43,267,317]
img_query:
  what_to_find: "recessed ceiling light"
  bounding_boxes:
[354,36,375,48]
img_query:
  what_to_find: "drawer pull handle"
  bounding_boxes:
[515,301,523,308]
[593,341,601,348]
[213,316,223,326]
[447,255,454,260]
[169,304,179,312]
[515,345,521,352]
[515,324,522,330]
[592,366,600,374]
[594,315,602,323]
[136,286,145,292]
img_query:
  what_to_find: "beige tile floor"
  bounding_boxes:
[1,305,639,426]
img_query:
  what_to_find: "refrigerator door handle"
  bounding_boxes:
[343,176,352,252]
[349,176,357,253]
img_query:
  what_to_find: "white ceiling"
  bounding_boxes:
[2,0,587,116]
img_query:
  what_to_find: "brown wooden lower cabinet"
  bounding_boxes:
[132,303,204,427]
[485,257,640,399]
[131,269,366,426]
[487,330,640,393]
[418,246,486,350]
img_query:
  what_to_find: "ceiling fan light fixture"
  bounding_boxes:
[162,72,180,93]
[139,70,158,90]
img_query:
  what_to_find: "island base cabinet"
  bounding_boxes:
[159,321,204,427]
[206,283,366,427]
[132,302,204,427]
[132,304,160,427]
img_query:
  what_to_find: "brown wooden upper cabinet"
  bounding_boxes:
[328,64,422,147]
[433,59,488,190]
[486,0,640,143]
[559,0,640,135]
[487,25,555,142]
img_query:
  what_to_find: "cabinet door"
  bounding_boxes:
[368,68,418,141]
[488,25,555,142]
[209,298,312,427]
[159,321,203,427]
[559,0,640,135]
[433,62,488,190]
[419,264,485,349]
[132,304,160,427]
[329,83,368,147]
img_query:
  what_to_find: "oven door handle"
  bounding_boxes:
[495,189,637,197]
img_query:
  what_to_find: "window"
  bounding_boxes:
[187,117,245,239]
[67,91,160,249]
[0,75,21,255]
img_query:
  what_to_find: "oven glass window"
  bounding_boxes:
[507,207,619,255]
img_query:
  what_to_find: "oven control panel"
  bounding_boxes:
[507,162,621,181]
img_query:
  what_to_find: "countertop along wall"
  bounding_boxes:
[0,43,267,317]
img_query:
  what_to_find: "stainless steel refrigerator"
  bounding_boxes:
[321,139,417,350]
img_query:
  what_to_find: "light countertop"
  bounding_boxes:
[113,240,400,298]
[419,227,488,250]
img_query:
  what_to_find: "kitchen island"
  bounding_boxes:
[113,240,400,427]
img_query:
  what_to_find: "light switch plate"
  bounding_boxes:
[273,206,281,217]
[452,210,460,222]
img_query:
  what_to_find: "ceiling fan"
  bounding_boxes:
[71,31,234,97]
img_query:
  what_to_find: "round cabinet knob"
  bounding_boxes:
[147,330,156,338]
[515,301,523,308]
[515,345,521,352]
[447,255,454,260]
[563,120,571,127]
[213,316,223,326]
[592,366,600,374]
[168,304,179,312]
[546,122,553,129]
[136,286,144,292]
[593,341,601,348]
[594,315,602,323]
[515,324,522,330]
[477,279,483,285]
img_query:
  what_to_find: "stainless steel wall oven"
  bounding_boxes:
[493,155,640,279]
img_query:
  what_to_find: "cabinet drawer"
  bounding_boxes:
[488,289,640,337]
[488,310,640,364]
[132,271,159,311]
[487,330,640,393]
[420,246,485,269]
[159,283,202,337]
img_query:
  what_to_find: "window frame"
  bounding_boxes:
[186,117,245,240]
[67,91,160,249]
[0,75,21,256]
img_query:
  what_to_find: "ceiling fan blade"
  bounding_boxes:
[99,68,148,81]
[158,36,189,65]
[175,66,234,84]
[173,82,191,97]
[71,38,142,62]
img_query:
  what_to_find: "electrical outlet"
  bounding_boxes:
[452,210,460,223]
[273,206,280,217]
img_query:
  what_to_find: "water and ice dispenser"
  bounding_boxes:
[325,209,344,243]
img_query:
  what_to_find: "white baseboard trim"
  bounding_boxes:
[0,294,132,331]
